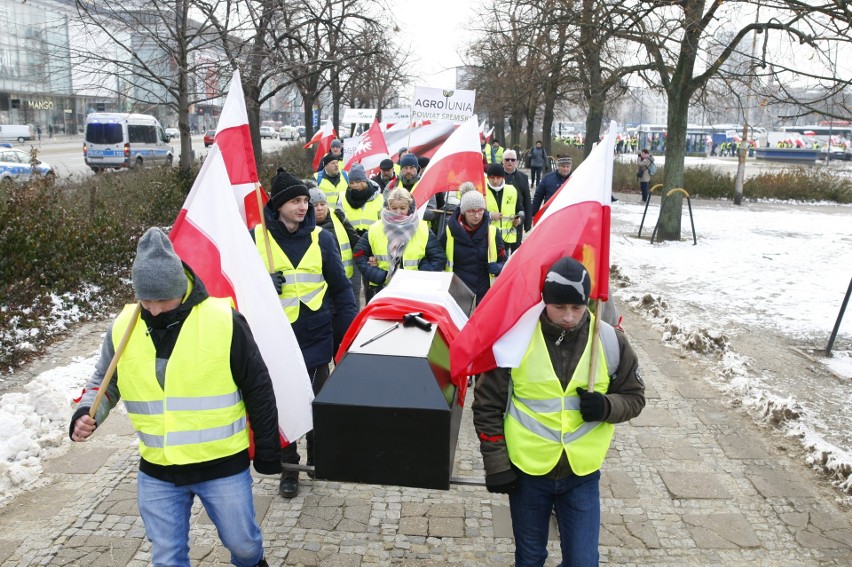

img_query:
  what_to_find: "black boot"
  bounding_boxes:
[254,560,269,567]
[279,474,299,498]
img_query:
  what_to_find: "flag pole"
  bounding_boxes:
[254,182,275,268]
[88,303,141,419]
[586,299,602,393]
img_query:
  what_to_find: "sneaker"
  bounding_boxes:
[279,476,299,498]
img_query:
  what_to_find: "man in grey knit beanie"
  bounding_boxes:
[131,227,188,301]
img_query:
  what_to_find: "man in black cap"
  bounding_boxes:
[472,256,645,567]
[371,158,396,191]
[253,168,357,498]
[314,153,349,206]
[70,227,280,567]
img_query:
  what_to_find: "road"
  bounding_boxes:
[16,134,297,181]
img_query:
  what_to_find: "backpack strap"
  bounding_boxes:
[598,321,620,377]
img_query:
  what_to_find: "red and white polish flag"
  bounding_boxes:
[411,116,486,220]
[304,118,337,171]
[449,121,617,379]
[170,71,314,444]
[343,118,390,175]
[383,121,456,161]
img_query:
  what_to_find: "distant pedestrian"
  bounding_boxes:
[637,149,655,203]
[527,142,547,188]
[36,126,42,142]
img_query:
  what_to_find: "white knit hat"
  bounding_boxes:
[459,190,486,214]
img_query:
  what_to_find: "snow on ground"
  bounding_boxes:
[0,354,97,506]
[610,198,852,493]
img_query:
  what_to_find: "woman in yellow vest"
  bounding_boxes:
[69,228,281,567]
[473,257,645,567]
[353,188,446,301]
[438,189,506,305]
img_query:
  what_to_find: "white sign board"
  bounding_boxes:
[343,108,377,124]
[411,87,476,123]
[382,108,410,122]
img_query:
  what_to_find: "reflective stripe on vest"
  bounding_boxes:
[445,223,498,284]
[504,315,614,476]
[317,174,348,205]
[341,194,383,231]
[366,221,429,286]
[254,226,327,323]
[326,212,354,277]
[115,298,248,466]
[485,184,519,244]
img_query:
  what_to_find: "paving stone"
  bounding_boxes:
[0,540,19,564]
[43,446,117,475]
[428,516,465,538]
[635,434,701,461]
[94,482,138,516]
[398,516,428,536]
[56,534,141,566]
[600,470,638,499]
[692,401,730,426]
[629,406,679,427]
[659,472,732,499]
[93,410,137,436]
[674,380,716,399]
[717,433,771,459]
[747,468,814,498]
[682,513,761,549]
[428,503,464,518]
[0,485,74,521]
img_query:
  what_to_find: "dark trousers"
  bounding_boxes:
[281,364,330,478]
[639,181,650,202]
[530,167,543,188]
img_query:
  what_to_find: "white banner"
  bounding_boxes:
[382,108,410,122]
[411,87,476,123]
[343,107,377,124]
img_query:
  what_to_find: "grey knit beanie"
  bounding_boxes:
[459,190,486,214]
[132,228,187,300]
[309,188,327,204]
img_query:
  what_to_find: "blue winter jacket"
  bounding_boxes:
[254,203,357,368]
[531,170,571,216]
[439,208,506,305]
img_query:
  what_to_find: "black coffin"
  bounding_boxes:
[313,272,474,490]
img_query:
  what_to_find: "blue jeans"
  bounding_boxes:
[137,469,263,567]
[509,469,601,567]
[639,181,650,202]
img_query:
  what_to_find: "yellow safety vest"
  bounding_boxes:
[341,193,383,232]
[484,146,504,164]
[325,212,353,278]
[315,172,348,205]
[445,223,498,284]
[115,298,248,466]
[254,226,327,323]
[366,220,430,287]
[485,184,519,244]
[504,315,614,476]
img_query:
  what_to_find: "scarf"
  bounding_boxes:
[345,184,376,209]
[381,208,420,270]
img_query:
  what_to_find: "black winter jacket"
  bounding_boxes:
[69,265,282,485]
[504,170,532,232]
[531,170,571,216]
[256,202,357,368]
[439,208,506,304]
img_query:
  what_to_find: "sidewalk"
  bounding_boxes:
[0,306,849,566]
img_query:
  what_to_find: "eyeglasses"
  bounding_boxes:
[504,158,516,162]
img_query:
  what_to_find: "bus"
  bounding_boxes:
[767,124,851,159]
[629,124,764,155]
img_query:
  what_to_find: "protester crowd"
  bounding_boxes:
[68,137,643,567]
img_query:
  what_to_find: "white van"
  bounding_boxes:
[0,124,35,143]
[83,113,174,173]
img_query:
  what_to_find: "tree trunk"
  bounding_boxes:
[303,96,316,166]
[656,93,691,241]
[583,101,604,159]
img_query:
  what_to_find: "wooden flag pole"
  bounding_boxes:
[88,303,142,419]
[586,299,602,394]
[255,182,275,269]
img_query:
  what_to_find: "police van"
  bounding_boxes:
[83,113,174,173]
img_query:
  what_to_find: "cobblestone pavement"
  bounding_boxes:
[1,290,850,566]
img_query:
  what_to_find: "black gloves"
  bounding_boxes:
[576,387,608,422]
[485,468,519,494]
[252,459,283,475]
[269,272,285,295]
[487,262,502,276]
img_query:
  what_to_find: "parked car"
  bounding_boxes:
[204,130,216,147]
[259,126,278,139]
[0,148,55,186]
[165,128,180,140]
[279,125,298,141]
[297,125,306,139]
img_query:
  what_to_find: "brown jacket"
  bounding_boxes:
[472,310,645,479]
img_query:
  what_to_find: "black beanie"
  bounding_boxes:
[269,168,310,210]
[486,163,505,177]
[542,257,591,305]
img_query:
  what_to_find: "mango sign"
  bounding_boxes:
[411,87,476,123]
